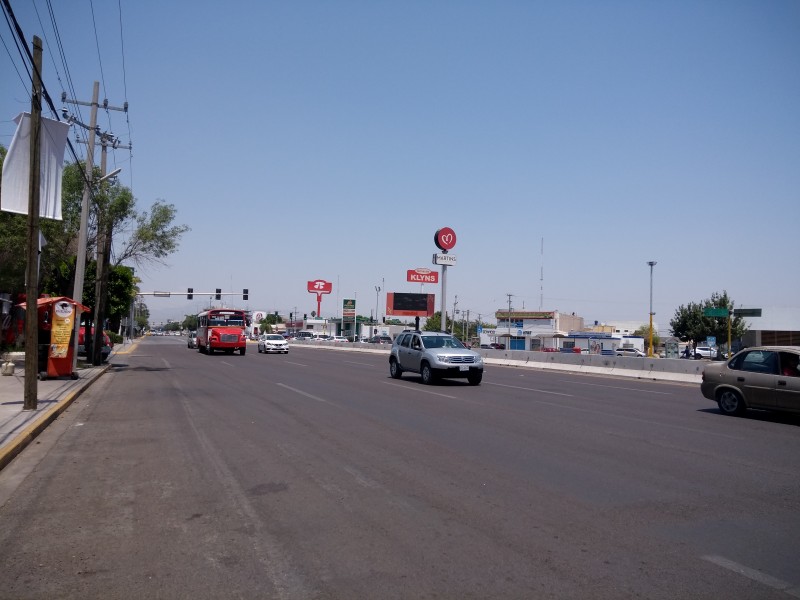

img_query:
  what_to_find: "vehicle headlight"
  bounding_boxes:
[436,355,452,363]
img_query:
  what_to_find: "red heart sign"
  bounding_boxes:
[434,227,457,251]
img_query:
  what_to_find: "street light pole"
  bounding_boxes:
[375,284,381,329]
[647,261,657,357]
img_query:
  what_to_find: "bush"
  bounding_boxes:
[107,331,123,345]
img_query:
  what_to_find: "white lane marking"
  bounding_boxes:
[285,361,309,367]
[220,361,234,367]
[276,383,338,406]
[382,381,457,399]
[343,360,375,367]
[486,381,574,397]
[702,555,800,597]
[562,380,673,395]
[162,358,171,368]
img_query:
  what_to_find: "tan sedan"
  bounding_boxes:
[701,346,800,416]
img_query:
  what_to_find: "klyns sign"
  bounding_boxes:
[407,268,439,284]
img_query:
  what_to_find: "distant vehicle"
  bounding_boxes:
[616,347,645,357]
[258,334,289,354]
[196,308,247,355]
[187,331,198,349]
[701,346,800,416]
[294,331,314,341]
[489,343,505,350]
[332,336,349,343]
[370,335,393,344]
[389,331,484,385]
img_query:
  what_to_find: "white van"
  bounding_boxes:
[295,331,314,341]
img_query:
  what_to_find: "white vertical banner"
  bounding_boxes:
[0,112,70,220]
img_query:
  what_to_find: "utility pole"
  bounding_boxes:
[507,293,513,349]
[23,36,43,410]
[62,87,128,366]
[67,82,99,372]
[451,295,458,334]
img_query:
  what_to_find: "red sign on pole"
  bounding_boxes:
[307,280,332,294]
[307,280,332,317]
[406,268,439,284]
[434,227,457,251]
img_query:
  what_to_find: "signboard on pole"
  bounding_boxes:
[703,307,729,318]
[342,298,356,321]
[735,308,762,317]
[386,293,435,317]
[407,268,439,284]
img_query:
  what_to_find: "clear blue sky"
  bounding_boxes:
[2,1,798,332]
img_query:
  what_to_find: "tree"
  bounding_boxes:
[424,311,452,333]
[113,200,190,268]
[0,150,188,342]
[633,325,661,353]
[670,291,748,348]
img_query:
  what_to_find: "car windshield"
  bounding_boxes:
[266,335,283,340]
[421,335,465,349]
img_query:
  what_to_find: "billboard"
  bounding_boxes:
[386,293,435,317]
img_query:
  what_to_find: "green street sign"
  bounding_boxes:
[735,308,762,317]
[703,307,729,318]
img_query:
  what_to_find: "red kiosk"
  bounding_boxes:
[19,296,89,380]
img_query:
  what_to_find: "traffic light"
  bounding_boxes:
[187,287,193,300]
[243,288,249,301]
[215,288,221,300]
[290,312,293,321]
[303,313,307,320]
[274,311,278,318]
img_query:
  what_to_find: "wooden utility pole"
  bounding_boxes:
[23,36,43,410]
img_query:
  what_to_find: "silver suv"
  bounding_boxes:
[389,331,484,385]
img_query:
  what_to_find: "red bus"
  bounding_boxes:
[197,308,247,355]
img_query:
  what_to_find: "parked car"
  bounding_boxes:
[187,331,198,349]
[389,331,484,385]
[700,346,800,416]
[77,327,113,362]
[294,331,314,341]
[370,335,393,344]
[489,343,506,350]
[258,334,289,354]
[332,336,349,343]
[615,347,645,357]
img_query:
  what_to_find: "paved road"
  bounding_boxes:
[1,337,798,599]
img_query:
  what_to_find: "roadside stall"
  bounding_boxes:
[19,296,89,380]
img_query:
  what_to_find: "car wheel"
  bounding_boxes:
[240,347,246,356]
[258,345,262,353]
[717,389,746,416]
[207,343,213,355]
[420,362,436,385]
[467,371,483,385]
[389,358,403,379]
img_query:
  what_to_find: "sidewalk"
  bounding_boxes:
[0,338,138,471]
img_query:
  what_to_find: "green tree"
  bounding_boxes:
[670,291,748,348]
[424,311,453,333]
[633,324,661,353]
[0,150,188,339]
[182,314,198,331]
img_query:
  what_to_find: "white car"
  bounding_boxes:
[332,336,349,343]
[616,347,645,357]
[694,346,717,359]
[258,334,289,354]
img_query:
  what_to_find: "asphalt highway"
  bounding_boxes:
[0,336,798,599]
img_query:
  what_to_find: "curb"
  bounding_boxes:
[0,363,111,472]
